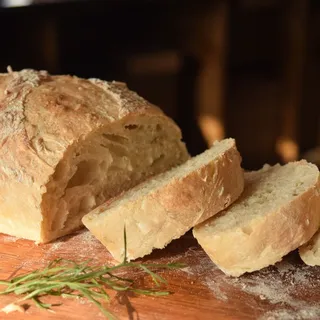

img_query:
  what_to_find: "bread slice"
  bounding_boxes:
[299,230,320,266]
[0,68,189,242]
[82,138,244,262]
[193,161,320,277]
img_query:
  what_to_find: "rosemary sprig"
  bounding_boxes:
[0,229,185,318]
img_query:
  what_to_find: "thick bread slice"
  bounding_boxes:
[82,138,244,262]
[0,69,189,242]
[299,231,320,266]
[193,161,320,277]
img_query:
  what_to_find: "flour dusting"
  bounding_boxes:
[179,249,320,320]
[40,229,113,264]
[260,307,320,320]
[205,279,228,302]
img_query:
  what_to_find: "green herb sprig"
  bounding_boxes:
[0,229,185,319]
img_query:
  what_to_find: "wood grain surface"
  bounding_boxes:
[0,229,319,320]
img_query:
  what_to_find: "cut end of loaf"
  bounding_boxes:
[40,116,188,242]
[193,161,320,277]
[83,138,244,262]
[0,68,189,243]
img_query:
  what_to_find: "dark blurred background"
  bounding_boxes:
[1,0,319,169]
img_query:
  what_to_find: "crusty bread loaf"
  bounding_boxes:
[299,231,320,266]
[82,139,244,262]
[0,68,189,242]
[193,161,320,277]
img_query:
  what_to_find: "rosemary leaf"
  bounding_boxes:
[139,265,166,286]
[32,297,52,310]
[0,228,185,318]
[79,288,116,320]
[131,288,171,296]
[123,226,128,264]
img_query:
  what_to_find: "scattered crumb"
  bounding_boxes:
[1,303,25,314]
[79,298,90,305]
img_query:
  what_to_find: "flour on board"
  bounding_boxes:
[179,248,320,320]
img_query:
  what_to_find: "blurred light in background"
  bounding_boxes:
[198,115,224,146]
[2,0,32,7]
[276,137,299,163]
[127,52,181,76]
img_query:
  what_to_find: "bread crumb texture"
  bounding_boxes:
[193,161,320,276]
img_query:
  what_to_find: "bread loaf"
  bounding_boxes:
[0,68,189,242]
[82,139,244,262]
[193,161,320,277]
[299,230,320,266]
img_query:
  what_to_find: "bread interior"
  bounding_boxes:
[41,115,188,241]
[199,162,318,235]
[96,138,234,213]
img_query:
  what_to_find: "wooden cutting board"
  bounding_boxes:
[0,230,319,320]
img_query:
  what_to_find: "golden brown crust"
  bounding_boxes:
[0,70,167,183]
[193,165,320,277]
[0,68,187,241]
[82,139,244,261]
[153,145,242,224]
